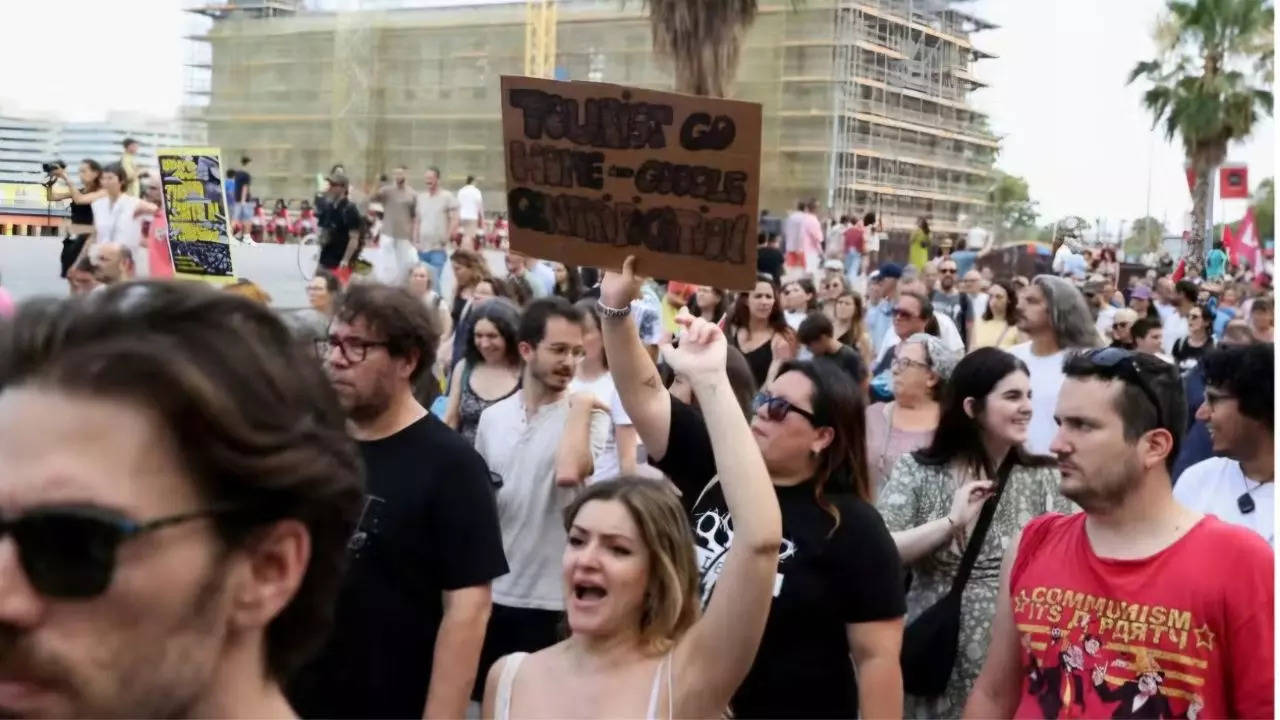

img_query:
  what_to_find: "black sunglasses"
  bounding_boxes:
[1,505,232,599]
[1080,347,1165,429]
[753,391,818,425]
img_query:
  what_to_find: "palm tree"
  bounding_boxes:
[1128,0,1273,276]
[643,1,760,97]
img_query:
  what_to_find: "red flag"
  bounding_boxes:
[1223,221,1240,264]
[1220,165,1248,199]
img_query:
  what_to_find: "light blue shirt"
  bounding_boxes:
[868,298,894,357]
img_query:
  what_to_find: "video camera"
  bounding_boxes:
[42,160,67,173]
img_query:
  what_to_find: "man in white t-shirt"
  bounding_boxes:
[1174,344,1274,545]
[456,175,484,249]
[1007,275,1102,453]
[1161,279,1197,354]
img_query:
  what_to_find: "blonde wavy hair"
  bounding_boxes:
[562,478,701,653]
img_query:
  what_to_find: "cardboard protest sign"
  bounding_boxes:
[157,147,235,281]
[500,76,761,289]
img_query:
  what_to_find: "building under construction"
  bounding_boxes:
[187,0,999,236]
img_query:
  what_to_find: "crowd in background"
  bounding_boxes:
[0,170,1273,720]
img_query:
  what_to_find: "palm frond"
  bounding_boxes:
[641,0,761,96]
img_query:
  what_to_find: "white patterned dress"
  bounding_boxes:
[876,453,1075,719]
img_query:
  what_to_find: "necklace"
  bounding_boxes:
[1237,473,1270,514]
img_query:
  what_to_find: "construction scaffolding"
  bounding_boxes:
[185,0,999,237]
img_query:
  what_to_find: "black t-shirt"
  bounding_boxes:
[653,396,905,719]
[757,245,785,285]
[235,169,251,201]
[1172,336,1214,368]
[317,197,363,269]
[289,415,509,719]
[814,344,866,389]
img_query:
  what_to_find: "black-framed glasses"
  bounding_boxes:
[753,391,818,425]
[1080,347,1165,429]
[315,335,389,363]
[1,505,234,599]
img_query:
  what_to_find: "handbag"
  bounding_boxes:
[900,454,1015,697]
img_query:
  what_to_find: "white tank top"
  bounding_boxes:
[494,651,672,720]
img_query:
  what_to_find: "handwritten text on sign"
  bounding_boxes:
[500,76,761,289]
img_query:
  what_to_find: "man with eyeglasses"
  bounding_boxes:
[0,281,364,718]
[292,282,507,719]
[965,348,1273,720]
[1174,345,1274,546]
[471,297,610,700]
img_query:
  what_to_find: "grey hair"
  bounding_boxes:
[1032,275,1102,349]
[903,332,959,381]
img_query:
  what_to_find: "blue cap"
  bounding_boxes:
[877,262,903,279]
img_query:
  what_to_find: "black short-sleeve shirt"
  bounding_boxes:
[317,197,363,269]
[814,344,867,389]
[290,415,509,719]
[653,396,905,718]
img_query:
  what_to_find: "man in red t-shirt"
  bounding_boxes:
[965,348,1273,720]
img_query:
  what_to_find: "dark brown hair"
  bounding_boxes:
[0,281,364,681]
[334,282,440,383]
[775,359,871,527]
[729,275,790,337]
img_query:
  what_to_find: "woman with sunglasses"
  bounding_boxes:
[1108,307,1139,349]
[601,257,907,720]
[1172,304,1216,371]
[877,348,1071,718]
[866,334,957,497]
[819,274,849,318]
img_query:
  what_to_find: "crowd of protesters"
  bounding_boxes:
[0,176,1274,720]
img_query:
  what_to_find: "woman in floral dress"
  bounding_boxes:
[877,348,1074,718]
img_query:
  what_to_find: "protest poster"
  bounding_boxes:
[156,147,235,281]
[500,76,762,289]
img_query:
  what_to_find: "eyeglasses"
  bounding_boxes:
[316,335,389,363]
[938,268,957,275]
[892,356,931,373]
[1,505,233,599]
[893,308,920,320]
[1079,347,1165,429]
[753,391,818,425]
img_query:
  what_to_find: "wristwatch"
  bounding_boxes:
[596,300,632,319]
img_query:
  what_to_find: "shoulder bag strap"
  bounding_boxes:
[949,453,1017,595]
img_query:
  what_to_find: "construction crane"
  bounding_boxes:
[525,0,557,78]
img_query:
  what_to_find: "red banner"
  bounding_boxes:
[1220,165,1248,199]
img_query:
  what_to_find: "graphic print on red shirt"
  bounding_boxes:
[1009,512,1273,719]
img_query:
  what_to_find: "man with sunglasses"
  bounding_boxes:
[930,258,971,348]
[965,347,1273,720]
[292,283,508,719]
[0,282,365,718]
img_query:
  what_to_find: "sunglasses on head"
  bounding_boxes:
[1079,347,1165,429]
[753,391,818,425]
[1,505,233,599]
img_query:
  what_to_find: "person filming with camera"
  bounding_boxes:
[44,159,106,281]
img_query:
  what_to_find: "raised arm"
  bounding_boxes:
[599,256,673,459]
[667,315,782,718]
[442,361,466,430]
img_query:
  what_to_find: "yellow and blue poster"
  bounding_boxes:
[157,146,235,281]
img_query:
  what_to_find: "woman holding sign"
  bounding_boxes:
[482,310,782,720]
[601,257,906,720]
